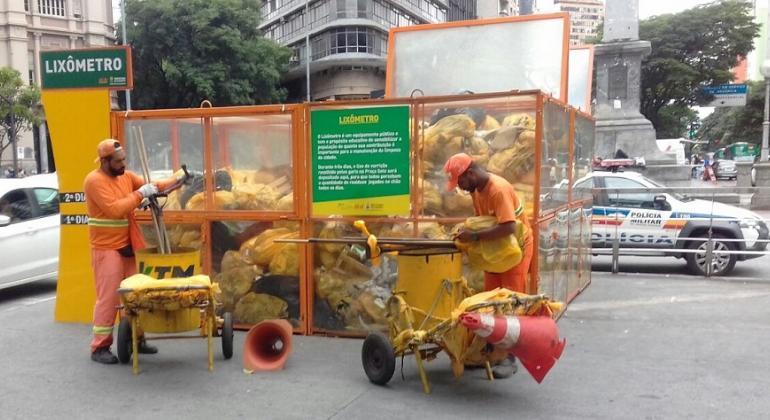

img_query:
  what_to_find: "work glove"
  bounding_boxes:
[137,183,158,199]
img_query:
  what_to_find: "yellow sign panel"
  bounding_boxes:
[311,194,411,217]
[42,88,112,323]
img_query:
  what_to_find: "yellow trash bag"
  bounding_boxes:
[458,216,522,273]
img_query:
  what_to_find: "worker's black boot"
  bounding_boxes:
[91,347,119,364]
[137,338,158,354]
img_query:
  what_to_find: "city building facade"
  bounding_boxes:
[553,0,604,45]
[0,0,115,175]
[259,0,476,101]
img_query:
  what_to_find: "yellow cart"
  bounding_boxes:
[116,274,233,374]
[360,248,561,394]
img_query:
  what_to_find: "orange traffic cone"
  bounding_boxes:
[460,312,566,383]
[243,319,293,372]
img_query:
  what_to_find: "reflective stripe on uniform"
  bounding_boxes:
[92,325,113,335]
[515,203,524,216]
[88,218,128,227]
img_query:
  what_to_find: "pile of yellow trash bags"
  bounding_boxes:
[118,274,219,311]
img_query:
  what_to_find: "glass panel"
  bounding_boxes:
[537,217,555,298]
[567,207,582,299]
[140,222,203,252]
[417,94,539,221]
[581,205,592,289]
[553,209,569,303]
[541,101,570,215]
[391,17,566,98]
[211,115,294,212]
[574,113,595,201]
[0,189,33,223]
[568,48,592,112]
[33,188,59,216]
[312,219,414,333]
[124,118,204,184]
[211,220,301,327]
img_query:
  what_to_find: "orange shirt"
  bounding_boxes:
[84,169,175,250]
[471,173,530,228]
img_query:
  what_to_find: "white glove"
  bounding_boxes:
[137,183,158,198]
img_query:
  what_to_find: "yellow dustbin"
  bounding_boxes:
[134,247,202,333]
[395,249,463,328]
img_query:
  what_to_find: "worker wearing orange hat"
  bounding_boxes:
[444,152,534,378]
[84,139,181,364]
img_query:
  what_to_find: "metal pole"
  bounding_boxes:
[122,0,131,110]
[762,77,770,161]
[762,5,770,161]
[10,111,17,177]
[305,0,311,102]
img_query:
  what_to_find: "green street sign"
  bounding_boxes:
[40,46,133,90]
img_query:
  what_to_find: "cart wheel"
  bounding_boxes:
[362,332,395,385]
[221,312,234,360]
[117,317,132,364]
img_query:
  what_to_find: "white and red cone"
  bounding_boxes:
[460,312,566,383]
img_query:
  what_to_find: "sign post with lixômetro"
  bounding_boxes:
[40,46,133,323]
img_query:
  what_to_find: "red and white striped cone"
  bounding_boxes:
[460,312,566,383]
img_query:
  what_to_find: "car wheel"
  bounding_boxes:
[685,234,737,276]
[361,332,395,385]
[117,317,132,364]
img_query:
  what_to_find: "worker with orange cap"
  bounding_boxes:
[444,152,534,378]
[84,139,182,364]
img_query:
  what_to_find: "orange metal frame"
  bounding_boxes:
[111,90,593,336]
[385,13,572,103]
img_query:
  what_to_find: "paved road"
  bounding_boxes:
[1,271,769,419]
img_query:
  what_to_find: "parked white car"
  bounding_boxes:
[576,171,768,276]
[0,173,59,289]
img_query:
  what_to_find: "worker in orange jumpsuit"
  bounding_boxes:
[444,152,534,378]
[85,139,180,364]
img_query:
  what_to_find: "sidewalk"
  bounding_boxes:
[2,272,769,419]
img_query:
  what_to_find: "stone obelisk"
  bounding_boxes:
[594,0,679,179]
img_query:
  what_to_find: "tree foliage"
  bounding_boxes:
[0,67,41,167]
[698,80,764,147]
[121,0,291,109]
[639,1,759,138]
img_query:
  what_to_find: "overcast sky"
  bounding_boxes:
[538,0,766,19]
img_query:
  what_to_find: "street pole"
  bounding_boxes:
[759,76,770,162]
[10,111,17,177]
[122,0,131,110]
[305,0,311,102]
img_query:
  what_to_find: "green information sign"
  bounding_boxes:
[40,47,133,90]
[311,106,411,216]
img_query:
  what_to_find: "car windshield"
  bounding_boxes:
[643,176,694,202]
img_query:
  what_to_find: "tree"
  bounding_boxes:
[120,0,291,109]
[640,1,759,138]
[0,67,41,175]
[698,80,764,147]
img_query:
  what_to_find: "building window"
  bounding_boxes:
[25,0,30,12]
[38,0,65,17]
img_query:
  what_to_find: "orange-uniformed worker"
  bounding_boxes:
[84,139,179,364]
[444,152,534,378]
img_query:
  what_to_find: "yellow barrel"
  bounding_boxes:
[395,249,463,327]
[134,247,202,333]
[135,247,201,280]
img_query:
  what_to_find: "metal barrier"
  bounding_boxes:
[593,185,770,277]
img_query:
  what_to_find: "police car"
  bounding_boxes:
[574,171,768,276]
